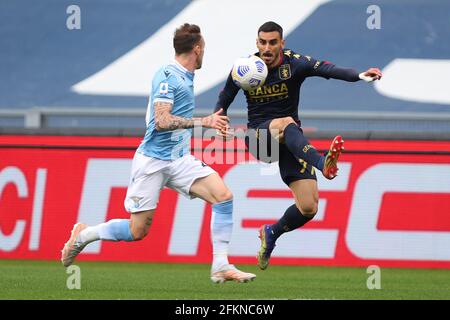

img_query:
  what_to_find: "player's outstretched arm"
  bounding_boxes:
[154,102,228,131]
[307,57,382,83]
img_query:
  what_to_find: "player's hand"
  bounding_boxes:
[216,124,234,141]
[202,108,229,130]
[359,67,382,82]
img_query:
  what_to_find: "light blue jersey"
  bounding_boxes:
[138,61,195,160]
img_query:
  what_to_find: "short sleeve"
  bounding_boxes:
[152,69,178,104]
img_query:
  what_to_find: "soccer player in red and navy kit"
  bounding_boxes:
[214,21,382,270]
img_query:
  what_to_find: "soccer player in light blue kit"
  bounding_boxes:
[61,23,256,283]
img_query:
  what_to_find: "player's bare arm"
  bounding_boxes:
[154,102,229,131]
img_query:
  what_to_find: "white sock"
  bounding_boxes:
[212,253,229,272]
[78,226,100,244]
[211,200,233,271]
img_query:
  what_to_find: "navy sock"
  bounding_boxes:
[283,123,324,170]
[270,204,313,239]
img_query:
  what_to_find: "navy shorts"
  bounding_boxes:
[245,120,317,186]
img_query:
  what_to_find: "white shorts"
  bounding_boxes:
[124,152,216,213]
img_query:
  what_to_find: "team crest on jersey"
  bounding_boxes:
[279,64,291,80]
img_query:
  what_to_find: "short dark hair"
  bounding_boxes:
[173,23,202,54]
[258,21,283,38]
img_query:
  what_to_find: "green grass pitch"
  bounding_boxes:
[0,259,449,300]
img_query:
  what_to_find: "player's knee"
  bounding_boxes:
[271,117,295,131]
[213,189,233,204]
[298,202,317,218]
[270,117,296,141]
[279,117,296,138]
[281,116,296,129]
[285,116,296,123]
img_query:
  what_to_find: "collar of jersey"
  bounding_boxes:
[171,60,195,79]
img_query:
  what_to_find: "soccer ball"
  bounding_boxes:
[231,55,268,91]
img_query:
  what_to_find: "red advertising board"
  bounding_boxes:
[0,135,449,268]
